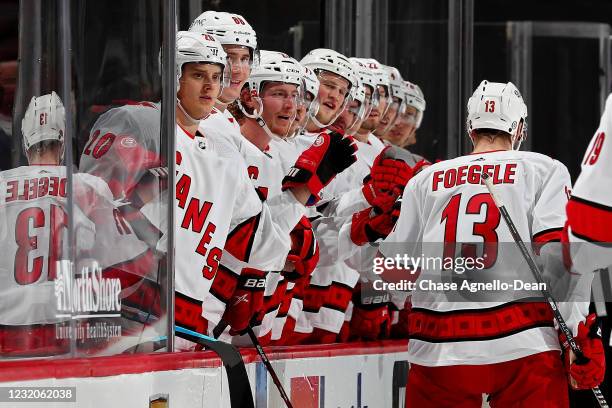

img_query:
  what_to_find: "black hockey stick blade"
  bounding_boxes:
[175,326,254,408]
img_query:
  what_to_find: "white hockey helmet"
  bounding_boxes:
[189,11,259,67]
[384,65,406,107]
[344,78,371,133]
[176,31,229,92]
[403,80,426,128]
[357,58,390,92]
[466,80,528,149]
[246,50,302,96]
[21,91,65,153]
[349,57,379,108]
[300,48,358,90]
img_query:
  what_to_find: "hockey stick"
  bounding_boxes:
[175,325,255,408]
[213,319,294,408]
[481,172,608,408]
[245,326,294,408]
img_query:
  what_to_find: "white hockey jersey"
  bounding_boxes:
[199,107,243,151]
[381,149,577,366]
[567,93,612,273]
[0,166,140,325]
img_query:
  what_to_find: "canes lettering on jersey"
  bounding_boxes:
[175,174,222,279]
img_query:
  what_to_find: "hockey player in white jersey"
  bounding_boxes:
[209,50,320,345]
[567,93,612,272]
[349,58,391,155]
[380,80,600,406]
[0,92,146,356]
[563,93,611,392]
[373,65,406,141]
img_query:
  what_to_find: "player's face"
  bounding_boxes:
[401,105,419,146]
[360,84,388,131]
[291,91,315,136]
[374,96,400,137]
[384,117,408,146]
[219,45,251,103]
[333,99,360,132]
[178,63,222,118]
[315,71,350,125]
[261,82,299,137]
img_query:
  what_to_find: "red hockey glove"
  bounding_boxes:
[362,147,419,213]
[282,130,357,205]
[350,198,401,246]
[284,217,320,281]
[222,268,266,336]
[370,147,414,194]
[350,283,392,341]
[390,298,412,339]
[559,313,606,390]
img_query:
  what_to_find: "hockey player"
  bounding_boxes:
[373,65,406,141]
[0,92,146,356]
[207,50,320,345]
[380,80,600,406]
[564,93,611,392]
[349,58,390,154]
[566,93,612,273]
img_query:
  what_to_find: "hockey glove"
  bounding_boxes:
[560,313,605,390]
[282,129,357,205]
[363,147,420,213]
[284,217,320,281]
[350,198,401,246]
[350,283,392,341]
[370,147,414,194]
[222,268,266,336]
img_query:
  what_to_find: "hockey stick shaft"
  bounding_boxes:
[246,326,294,408]
[482,173,608,407]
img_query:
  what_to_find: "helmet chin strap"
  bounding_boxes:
[177,99,208,125]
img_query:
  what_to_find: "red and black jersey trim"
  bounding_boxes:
[408,301,554,343]
[567,195,612,243]
[209,264,240,304]
[322,282,354,313]
[175,292,208,335]
[532,227,563,255]
[225,213,262,263]
[533,227,563,244]
[302,284,329,313]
